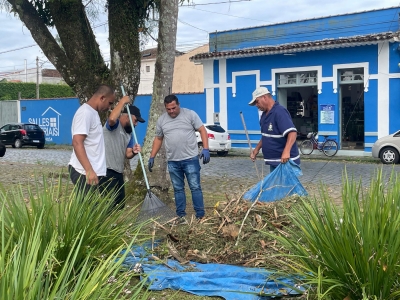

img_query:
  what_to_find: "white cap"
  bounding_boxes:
[249,87,271,106]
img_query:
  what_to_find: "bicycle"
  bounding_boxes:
[299,132,339,157]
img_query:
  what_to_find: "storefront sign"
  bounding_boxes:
[320,104,335,124]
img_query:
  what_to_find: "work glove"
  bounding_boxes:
[200,149,210,164]
[148,157,154,172]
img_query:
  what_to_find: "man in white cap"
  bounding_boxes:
[249,87,300,172]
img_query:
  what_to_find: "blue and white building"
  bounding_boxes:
[191,6,400,154]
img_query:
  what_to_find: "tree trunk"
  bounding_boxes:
[131,0,179,200]
[6,0,147,102]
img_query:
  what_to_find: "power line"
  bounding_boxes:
[181,0,252,6]
[183,6,265,22]
[0,44,37,55]
[178,18,209,33]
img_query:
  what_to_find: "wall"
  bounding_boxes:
[133,93,206,145]
[201,40,400,152]
[172,44,207,93]
[137,58,156,95]
[0,101,18,126]
[209,7,400,52]
[19,98,80,145]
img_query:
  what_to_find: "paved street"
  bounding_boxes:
[1,147,399,188]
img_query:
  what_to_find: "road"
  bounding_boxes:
[1,147,399,188]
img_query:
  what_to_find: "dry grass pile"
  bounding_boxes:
[150,195,303,271]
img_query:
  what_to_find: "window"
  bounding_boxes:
[206,125,225,133]
[278,72,317,87]
[339,68,364,84]
[50,118,57,127]
[146,66,150,72]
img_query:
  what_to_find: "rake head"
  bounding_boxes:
[137,191,176,224]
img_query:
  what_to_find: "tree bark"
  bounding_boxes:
[134,0,179,197]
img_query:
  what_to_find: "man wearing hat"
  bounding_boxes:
[100,99,145,209]
[249,87,300,172]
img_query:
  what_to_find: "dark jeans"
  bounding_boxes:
[99,168,125,210]
[68,165,102,196]
[167,156,205,218]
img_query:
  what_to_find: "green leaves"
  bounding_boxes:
[266,169,400,299]
[0,82,75,100]
[0,173,150,299]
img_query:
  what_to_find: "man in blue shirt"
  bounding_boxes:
[249,87,300,172]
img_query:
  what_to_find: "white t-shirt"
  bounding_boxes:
[68,103,106,176]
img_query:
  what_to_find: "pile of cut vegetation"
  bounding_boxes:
[149,195,303,271]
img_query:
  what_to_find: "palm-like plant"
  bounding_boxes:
[0,174,150,298]
[267,169,400,299]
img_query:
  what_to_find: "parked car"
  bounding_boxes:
[196,124,231,157]
[0,123,45,149]
[0,141,5,157]
[371,130,400,164]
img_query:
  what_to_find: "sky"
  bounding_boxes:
[0,0,399,75]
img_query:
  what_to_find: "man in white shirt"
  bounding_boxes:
[68,85,118,194]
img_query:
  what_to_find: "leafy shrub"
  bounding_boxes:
[0,82,75,100]
[267,170,400,299]
[0,175,150,299]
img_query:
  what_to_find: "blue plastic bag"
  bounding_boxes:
[243,160,308,202]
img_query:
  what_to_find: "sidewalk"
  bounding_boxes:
[228,147,381,164]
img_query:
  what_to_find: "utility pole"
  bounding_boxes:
[36,56,39,99]
[24,59,27,83]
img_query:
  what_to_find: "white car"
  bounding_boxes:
[371,130,400,164]
[196,124,231,157]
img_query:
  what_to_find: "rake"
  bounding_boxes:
[121,85,176,224]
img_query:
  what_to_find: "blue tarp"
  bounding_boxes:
[123,244,302,299]
[243,160,308,202]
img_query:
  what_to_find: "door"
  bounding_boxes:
[0,124,10,144]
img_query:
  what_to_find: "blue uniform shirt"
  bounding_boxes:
[260,102,300,167]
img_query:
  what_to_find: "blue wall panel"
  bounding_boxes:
[226,46,378,83]
[214,88,220,113]
[364,80,378,133]
[213,60,219,84]
[389,78,400,133]
[389,42,400,74]
[209,7,399,51]
[134,93,206,145]
[20,98,80,145]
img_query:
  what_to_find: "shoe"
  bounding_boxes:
[196,217,204,223]
[173,217,188,225]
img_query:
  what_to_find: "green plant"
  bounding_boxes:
[0,82,75,100]
[0,174,151,298]
[266,169,400,299]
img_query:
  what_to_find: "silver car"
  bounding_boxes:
[372,130,400,164]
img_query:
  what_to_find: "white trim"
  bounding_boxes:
[262,132,284,138]
[219,59,228,129]
[365,143,374,147]
[203,61,215,124]
[231,139,260,144]
[271,66,322,95]
[264,154,300,162]
[193,40,394,62]
[318,131,338,136]
[205,88,214,124]
[203,60,214,89]
[365,132,378,136]
[231,70,273,97]
[332,62,369,93]
[378,41,390,138]
[229,130,260,135]
[17,100,21,122]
